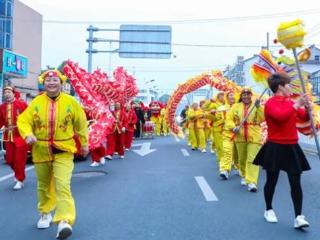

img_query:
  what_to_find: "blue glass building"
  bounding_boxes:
[0,0,13,49]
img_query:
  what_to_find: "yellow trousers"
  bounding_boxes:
[162,122,169,136]
[212,131,223,162]
[204,128,211,142]
[150,116,161,136]
[196,128,206,151]
[235,142,261,185]
[34,152,76,225]
[189,128,198,149]
[219,136,233,172]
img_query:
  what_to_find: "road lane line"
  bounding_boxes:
[195,176,218,201]
[0,166,34,183]
[181,148,190,157]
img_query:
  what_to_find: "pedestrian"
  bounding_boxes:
[253,73,310,228]
[133,101,145,138]
[0,86,28,190]
[17,69,89,239]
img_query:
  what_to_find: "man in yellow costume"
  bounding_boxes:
[160,105,169,136]
[219,91,237,180]
[17,69,88,240]
[206,92,225,162]
[225,87,264,192]
[187,103,198,150]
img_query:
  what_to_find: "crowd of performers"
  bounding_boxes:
[181,87,263,191]
[181,73,311,229]
[89,100,169,166]
[0,70,170,239]
[0,70,311,239]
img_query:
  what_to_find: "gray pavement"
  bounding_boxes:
[0,136,320,240]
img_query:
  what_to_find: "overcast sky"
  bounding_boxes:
[20,0,320,92]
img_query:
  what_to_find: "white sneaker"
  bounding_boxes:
[248,183,257,192]
[90,162,100,167]
[294,215,309,229]
[13,181,24,190]
[125,148,130,151]
[234,169,240,176]
[105,155,112,160]
[100,157,105,165]
[119,155,124,159]
[264,209,278,223]
[37,213,52,229]
[240,178,247,186]
[220,171,229,180]
[56,220,72,239]
[210,149,215,154]
[201,149,206,153]
[114,152,118,155]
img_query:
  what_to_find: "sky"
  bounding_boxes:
[19,0,320,93]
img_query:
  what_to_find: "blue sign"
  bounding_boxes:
[1,49,28,78]
[119,25,172,59]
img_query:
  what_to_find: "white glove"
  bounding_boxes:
[25,135,37,145]
[122,127,126,133]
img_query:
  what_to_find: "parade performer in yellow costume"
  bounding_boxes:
[187,102,207,151]
[225,87,264,192]
[219,91,238,179]
[194,102,207,152]
[17,69,88,240]
[187,103,198,150]
[200,100,211,143]
[149,101,163,136]
[160,106,169,136]
[206,92,225,162]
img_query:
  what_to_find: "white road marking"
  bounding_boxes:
[0,166,34,183]
[181,148,190,157]
[195,176,219,202]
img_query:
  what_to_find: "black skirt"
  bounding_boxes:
[253,141,311,174]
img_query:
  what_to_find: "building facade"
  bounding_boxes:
[0,0,42,102]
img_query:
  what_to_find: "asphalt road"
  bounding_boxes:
[0,136,320,240]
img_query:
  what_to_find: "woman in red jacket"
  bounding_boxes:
[124,103,137,150]
[253,73,310,229]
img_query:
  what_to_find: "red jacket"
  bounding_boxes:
[124,109,138,132]
[0,99,28,146]
[112,109,125,134]
[265,95,308,144]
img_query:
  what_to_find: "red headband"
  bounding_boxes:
[44,71,59,78]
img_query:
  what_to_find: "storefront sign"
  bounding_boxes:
[0,49,28,78]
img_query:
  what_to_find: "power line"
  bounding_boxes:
[42,8,320,25]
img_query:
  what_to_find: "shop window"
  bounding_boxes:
[6,0,12,17]
[0,32,4,48]
[5,32,11,49]
[5,19,11,33]
[315,55,319,62]
[0,0,6,15]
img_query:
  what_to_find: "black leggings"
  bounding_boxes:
[264,170,302,217]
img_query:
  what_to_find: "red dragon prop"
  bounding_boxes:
[62,60,138,149]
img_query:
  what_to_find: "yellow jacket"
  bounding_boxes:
[186,108,196,129]
[225,102,264,144]
[221,103,234,138]
[17,93,88,163]
[206,100,224,132]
